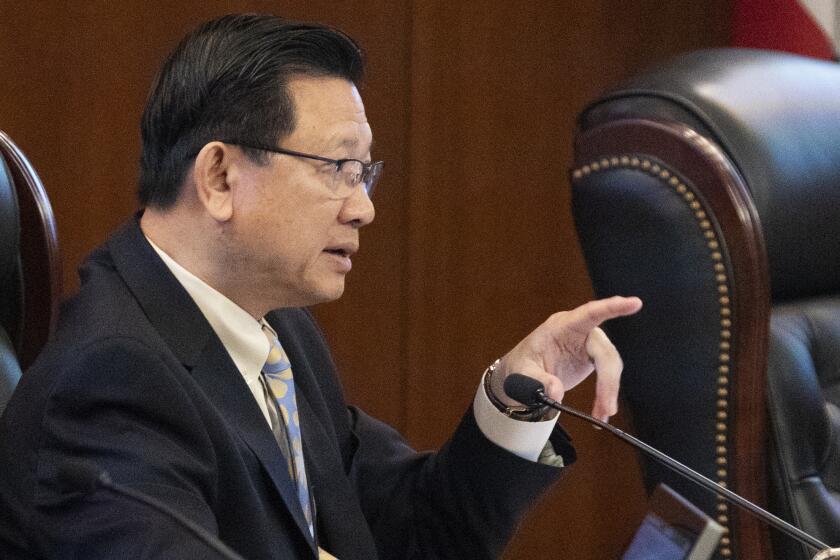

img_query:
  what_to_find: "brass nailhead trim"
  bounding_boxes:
[572,155,735,556]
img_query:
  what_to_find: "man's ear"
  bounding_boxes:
[193,142,234,222]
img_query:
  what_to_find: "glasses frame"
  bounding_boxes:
[220,140,383,196]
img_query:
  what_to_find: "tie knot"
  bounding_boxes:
[261,324,277,345]
[262,325,291,373]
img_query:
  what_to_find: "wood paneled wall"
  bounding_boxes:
[0,2,731,557]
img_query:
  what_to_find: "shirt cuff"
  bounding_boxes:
[473,372,560,463]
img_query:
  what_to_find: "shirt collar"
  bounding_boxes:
[146,237,270,384]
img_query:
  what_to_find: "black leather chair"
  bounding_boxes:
[570,49,840,560]
[0,131,60,416]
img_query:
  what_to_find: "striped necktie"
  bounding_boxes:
[261,325,314,536]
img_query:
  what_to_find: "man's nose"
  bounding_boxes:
[339,185,375,227]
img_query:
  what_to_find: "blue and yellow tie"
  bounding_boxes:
[262,326,313,536]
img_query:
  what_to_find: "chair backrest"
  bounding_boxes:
[0,148,21,417]
[571,49,840,559]
[0,131,60,415]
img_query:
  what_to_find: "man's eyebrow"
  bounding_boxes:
[328,135,374,155]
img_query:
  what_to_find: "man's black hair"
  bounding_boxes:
[138,14,365,208]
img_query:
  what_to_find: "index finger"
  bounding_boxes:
[566,296,642,334]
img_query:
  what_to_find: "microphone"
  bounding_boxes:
[58,461,246,560]
[503,373,840,560]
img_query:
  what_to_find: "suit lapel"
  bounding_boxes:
[270,312,380,559]
[106,219,318,554]
[190,341,317,552]
[106,218,209,368]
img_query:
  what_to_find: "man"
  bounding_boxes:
[0,14,641,559]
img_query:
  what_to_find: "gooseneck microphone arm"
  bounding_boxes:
[503,373,838,557]
[58,462,246,560]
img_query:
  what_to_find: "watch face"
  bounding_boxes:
[484,362,547,420]
[510,405,552,422]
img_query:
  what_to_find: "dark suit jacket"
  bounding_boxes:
[0,219,573,559]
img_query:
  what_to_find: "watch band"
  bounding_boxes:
[483,359,552,421]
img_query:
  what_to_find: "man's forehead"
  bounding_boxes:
[288,77,366,119]
[287,76,371,150]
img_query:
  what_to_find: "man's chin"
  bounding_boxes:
[268,276,347,310]
[302,280,346,307]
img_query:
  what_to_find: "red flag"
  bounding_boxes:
[732,0,837,60]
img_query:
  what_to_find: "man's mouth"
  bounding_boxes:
[323,244,357,258]
[323,245,355,272]
[324,248,350,257]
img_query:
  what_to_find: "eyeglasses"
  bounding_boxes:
[222,140,383,197]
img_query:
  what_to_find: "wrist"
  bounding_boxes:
[483,359,555,421]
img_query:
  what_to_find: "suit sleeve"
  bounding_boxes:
[346,404,573,559]
[20,337,219,559]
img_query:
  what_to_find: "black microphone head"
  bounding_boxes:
[57,461,107,495]
[503,373,545,406]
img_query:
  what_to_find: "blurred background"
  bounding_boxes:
[0,2,732,557]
